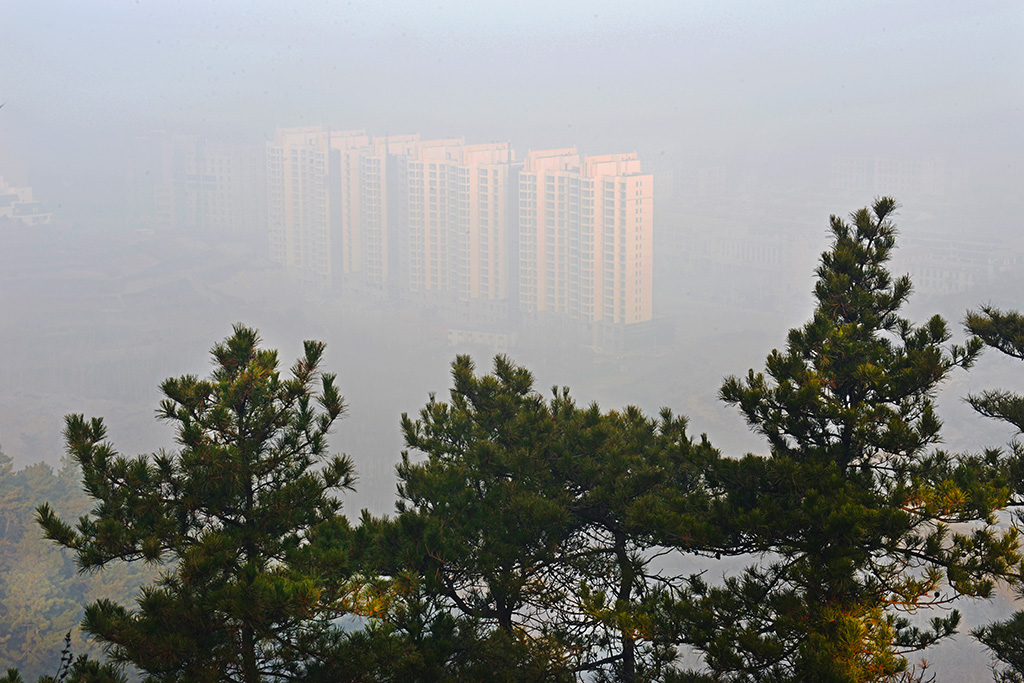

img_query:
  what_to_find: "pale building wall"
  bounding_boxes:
[586,154,653,325]
[329,130,372,281]
[402,139,515,302]
[331,132,423,291]
[263,128,651,326]
[180,137,266,240]
[0,177,51,225]
[519,149,653,325]
[518,149,581,318]
[462,144,515,302]
[267,126,331,288]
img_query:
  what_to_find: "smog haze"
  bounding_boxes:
[2,2,1023,679]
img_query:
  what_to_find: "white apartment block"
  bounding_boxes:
[399,140,515,302]
[267,127,331,288]
[518,149,652,324]
[266,129,654,327]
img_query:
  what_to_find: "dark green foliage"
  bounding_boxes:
[565,403,719,681]
[352,355,717,681]
[967,307,1024,363]
[966,307,1024,435]
[966,306,1024,439]
[966,306,1024,682]
[36,325,356,683]
[975,612,1024,683]
[675,199,1018,682]
[382,355,586,679]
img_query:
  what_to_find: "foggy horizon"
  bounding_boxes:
[3,0,1021,538]
[4,2,1022,218]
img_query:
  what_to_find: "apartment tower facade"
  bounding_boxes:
[267,127,332,288]
[518,149,652,324]
[266,129,653,328]
[331,132,422,292]
[397,139,516,302]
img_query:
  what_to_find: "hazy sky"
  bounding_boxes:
[3,0,1022,199]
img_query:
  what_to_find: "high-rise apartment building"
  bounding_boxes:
[331,132,421,291]
[128,132,265,240]
[398,140,516,302]
[323,134,518,302]
[265,128,653,328]
[267,127,332,287]
[181,139,266,240]
[518,149,652,324]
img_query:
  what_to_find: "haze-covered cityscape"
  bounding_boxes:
[1,2,1023,681]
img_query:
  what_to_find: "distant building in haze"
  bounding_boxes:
[181,138,266,240]
[266,127,654,328]
[267,127,332,288]
[273,130,519,299]
[128,132,266,242]
[830,155,969,200]
[518,149,653,324]
[0,177,51,226]
[397,139,517,303]
[331,131,420,293]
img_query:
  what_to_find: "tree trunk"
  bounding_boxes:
[242,624,259,683]
[615,529,636,683]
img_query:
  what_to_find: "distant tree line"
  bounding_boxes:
[2,198,1023,682]
[0,452,154,681]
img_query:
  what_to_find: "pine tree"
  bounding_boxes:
[965,305,1024,683]
[564,403,719,681]
[36,325,356,683]
[388,355,580,680]
[676,199,1018,682]
[358,355,717,681]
